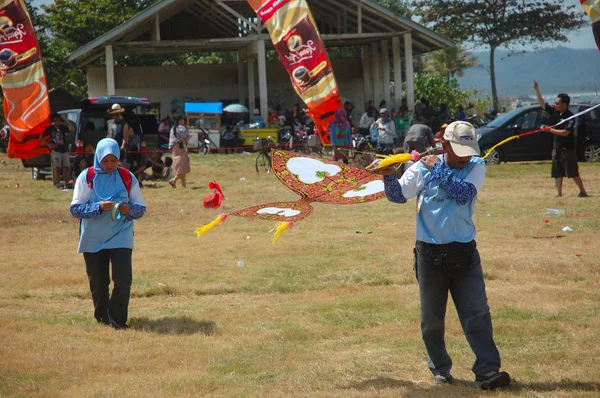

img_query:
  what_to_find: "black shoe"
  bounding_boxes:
[475,371,510,390]
[578,192,589,198]
[433,372,454,384]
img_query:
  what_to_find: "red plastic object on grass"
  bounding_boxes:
[203,181,225,208]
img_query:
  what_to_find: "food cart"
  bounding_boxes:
[238,128,279,148]
[184,102,222,151]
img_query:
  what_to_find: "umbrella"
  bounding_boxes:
[223,104,249,113]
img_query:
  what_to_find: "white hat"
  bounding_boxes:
[443,121,480,157]
[108,103,125,114]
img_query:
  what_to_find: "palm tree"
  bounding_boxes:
[423,46,478,82]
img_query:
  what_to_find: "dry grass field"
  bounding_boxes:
[0,151,599,398]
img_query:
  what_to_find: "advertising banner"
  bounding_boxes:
[1,0,51,159]
[248,0,342,145]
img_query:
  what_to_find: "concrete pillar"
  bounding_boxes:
[392,37,403,103]
[247,57,255,112]
[152,14,161,41]
[381,40,391,106]
[257,40,268,123]
[404,33,415,111]
[105,45,115,95]
[237,51,245,105]
[361,45,372,105]
[371,42,381,106]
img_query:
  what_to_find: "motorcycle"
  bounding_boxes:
[0,125,9,153]
[198,127,218,155]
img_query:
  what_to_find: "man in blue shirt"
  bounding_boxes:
[368,121,510,390]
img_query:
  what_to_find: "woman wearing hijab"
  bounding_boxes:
[70,138,146,329]
[328,108,352,163]
[168,116,191,188]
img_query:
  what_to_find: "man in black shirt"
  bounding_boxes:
[533,81,588,198]
[39,113,76,187]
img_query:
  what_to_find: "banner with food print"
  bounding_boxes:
[0,0,51,159]
[247,0,343,145]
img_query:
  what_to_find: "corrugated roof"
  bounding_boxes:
[67,0,454,67]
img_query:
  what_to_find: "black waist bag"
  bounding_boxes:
[431,241,476,275]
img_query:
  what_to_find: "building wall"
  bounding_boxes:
[87,58,367,119]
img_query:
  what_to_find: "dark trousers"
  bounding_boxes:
[415,241,501,376]
[83,248,133,328]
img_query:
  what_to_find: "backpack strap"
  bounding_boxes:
[117,167,132,195]
[86,166,132,196]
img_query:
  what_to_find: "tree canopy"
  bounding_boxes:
[413,0,587,110]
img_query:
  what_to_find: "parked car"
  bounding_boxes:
[22,96,158,180]
[477,104,600,164]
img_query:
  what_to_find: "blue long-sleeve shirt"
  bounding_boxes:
[382,155,485,244]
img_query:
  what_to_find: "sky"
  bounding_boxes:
[31,0,597,50]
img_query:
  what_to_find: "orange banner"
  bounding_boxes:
[1,0,51,159]
[247,0,342,145]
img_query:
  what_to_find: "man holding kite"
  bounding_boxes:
[368,121,511,390]
[532,81,588,198]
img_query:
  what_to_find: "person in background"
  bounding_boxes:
[367,121,511,390]
[106,104,129,150]
[133,151,163,184]
[168,116,191,188]
[468,103,478,117]
[399,98,409,114]
[533,81,588,198]
[70,138,146,330]
[158,116,171,149]
[366,100,379,120]
[161,157,173,181]
[359,105,376,137]
[404,120,435,154]
[125,125,141,171]
[39,113,76,188]
[250,108,265,128]
[72,154,90,180]
[329,108,352,163]
[395,109,408,145]
[292,103,305,125]
[267,108,280,127]
[457,106,467,121]
[222,125,236,154]
[344,100,355,125]
[371,108,396,155]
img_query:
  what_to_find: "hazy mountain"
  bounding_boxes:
[459,47,600,99]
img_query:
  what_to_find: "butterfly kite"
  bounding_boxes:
[195,150,417,243]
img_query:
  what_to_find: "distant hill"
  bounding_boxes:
[458,47,600,99]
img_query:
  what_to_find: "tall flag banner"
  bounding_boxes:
[1,0,50,159]
[581,0,600,51]
[247,0,343,145]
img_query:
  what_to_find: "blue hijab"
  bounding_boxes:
[93,138,126,201]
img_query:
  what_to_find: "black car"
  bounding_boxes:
[477,104,600,164]
[22,96,158,180]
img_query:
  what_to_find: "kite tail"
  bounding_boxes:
[378,151,419,168]
[195,213,228,237]
[270,222,294,245]
[482,136,519,159]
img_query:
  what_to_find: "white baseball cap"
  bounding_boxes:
[443,121,480,157]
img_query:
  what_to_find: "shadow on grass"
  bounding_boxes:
[347,377,599,395]
[129,316,216,335]
[512,378,600,392]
